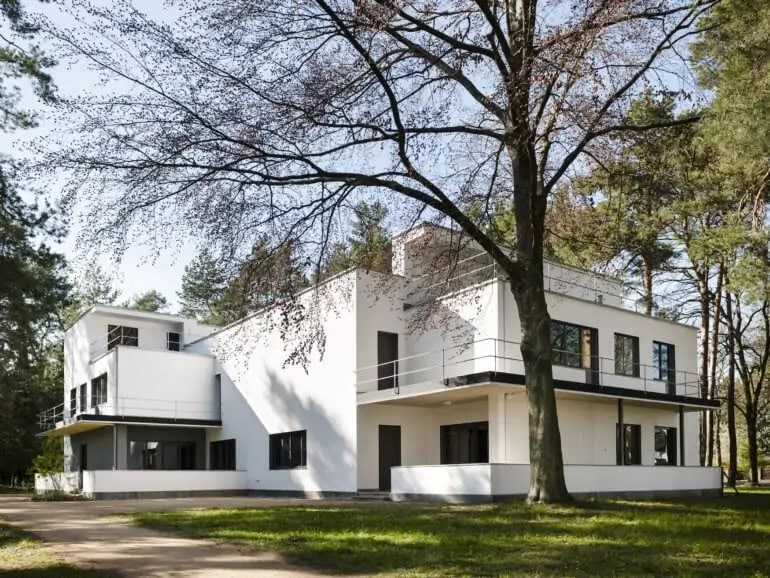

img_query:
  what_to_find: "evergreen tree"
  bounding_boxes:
[125,289,169,313]
[324,201,392,277]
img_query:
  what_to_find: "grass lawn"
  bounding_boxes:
[130,489,770,576]
[0,520,110,577]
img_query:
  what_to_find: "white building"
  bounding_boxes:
[37,224,721,501]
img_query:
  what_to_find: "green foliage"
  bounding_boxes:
[132,495,770,576]
[324,201,392,277]
[30,436,63,476]
[125,289,169,313]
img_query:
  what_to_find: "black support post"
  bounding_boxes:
[679,406,685,467]
[617,399,625,465]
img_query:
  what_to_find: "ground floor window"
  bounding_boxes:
[440,421,489,464]
[210,439,236,470]
[654,426,677,466]
[616,423,642,465]
[128,440,196,470]
[270,430,306,469]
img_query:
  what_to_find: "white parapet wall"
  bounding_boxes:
[81,470,249,497]
[391,463,722,501]
[35,472,81,494]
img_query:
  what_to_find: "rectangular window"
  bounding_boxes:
[614,334,640,377]
[78,383,87,413]
[269,430,307,469]
[107,324,139,350]
[70,388,77,416]
[162,442,196,470]
[652,341,676,391]
[551,320,595,369]
[91,373,108,407]
[377,331,399,390]
[167,332,181,351]
[616,423,642,465]
[655,426,678,466]
[210,439,236,470]
[128,441,161,470]
[440,421,489,465]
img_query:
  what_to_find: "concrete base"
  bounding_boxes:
[91,489,248,500]
[392,487,723,503]
[247,489,357,500]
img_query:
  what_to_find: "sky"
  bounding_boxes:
[3,1,192,310]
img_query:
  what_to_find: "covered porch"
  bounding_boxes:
[357,382,721,499]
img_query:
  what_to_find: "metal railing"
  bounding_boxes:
[88,327,209,360]
[355,337,702,399]
[38,396,219,432]
[406,251,681,315]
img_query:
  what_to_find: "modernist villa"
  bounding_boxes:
[36,223,722,501]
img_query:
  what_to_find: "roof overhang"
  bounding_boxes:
[41,414,223,437]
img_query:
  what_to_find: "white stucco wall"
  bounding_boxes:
[82,470,247,495]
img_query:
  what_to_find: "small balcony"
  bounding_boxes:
[355,337,710,407]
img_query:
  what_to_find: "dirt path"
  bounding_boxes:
[0,494,328,577]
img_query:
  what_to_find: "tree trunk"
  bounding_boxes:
[641,258,654,316]
[511,278,570,503]
[726,290,738,487]
[747,412,760,485]
[707,265,724,466]
[697,274,710,466]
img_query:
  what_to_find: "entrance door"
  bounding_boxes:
[78,444,88,490]
[378,425,401,491]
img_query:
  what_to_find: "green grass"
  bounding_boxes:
[130,490,770,576]
[0,521,110,577]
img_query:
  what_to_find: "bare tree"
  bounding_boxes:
[42,0,718,502]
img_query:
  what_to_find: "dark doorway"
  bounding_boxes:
[79,444,88,471]
[377,331,399,390]
[378,425,401,491]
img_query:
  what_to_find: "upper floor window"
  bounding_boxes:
[377,331,399,390]
[91,373,108,407]
[269,430,307,469]
[652,341,676,386]
[69,388,77,417]
[167,332,181,351]
[108,325,138,350]
[550,320,596,369]
[655,426,677,466]
[616,423,642,465]
[614,334,639,377]
[78,383,87,413]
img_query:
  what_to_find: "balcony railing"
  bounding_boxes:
[38,396,219,432]
[356,337,702,399]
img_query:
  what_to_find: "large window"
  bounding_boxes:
[550,320,596,369]
[652,341,676,390]
[210,439,236,470]
[269,430,307,469]
[107,324,138,350]
[377,331,399,390]
[78,383,87,413]
[441,421,489,464]
[616,423,642,465]
[167,332,181,352]
[614,334,640,377]
[655,426,677,466]
[69,388,77,416]
[128,440,196,470]
[91,373,108,407]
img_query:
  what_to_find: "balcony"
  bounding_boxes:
[355,338,711,407]
[88,326,210,361]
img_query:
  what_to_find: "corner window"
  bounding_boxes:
[210,439,236,470]
[655,426,677,466]
[614,334,640,377]
[167,332,181,351]
[108,325,138,350]
[91,373,108,407]
[550,320,596,369]
[269,430,307,469]
[616,423,642,465]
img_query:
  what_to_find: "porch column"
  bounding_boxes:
[488,392,511,462]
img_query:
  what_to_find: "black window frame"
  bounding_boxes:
[269,430,307,470]
[91,373,108,407]
[167,331,181,352]
[69,388,77,416]
[550,320,597,373]
[377,331,399,390]
[654,426,678,466]
[440,421,489,465]
[107,324,139,350]
[614,333,640,377]
[616,423,642,465]
[652,341,676,393]
[210,439,236,470]
[78,383,87,413]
